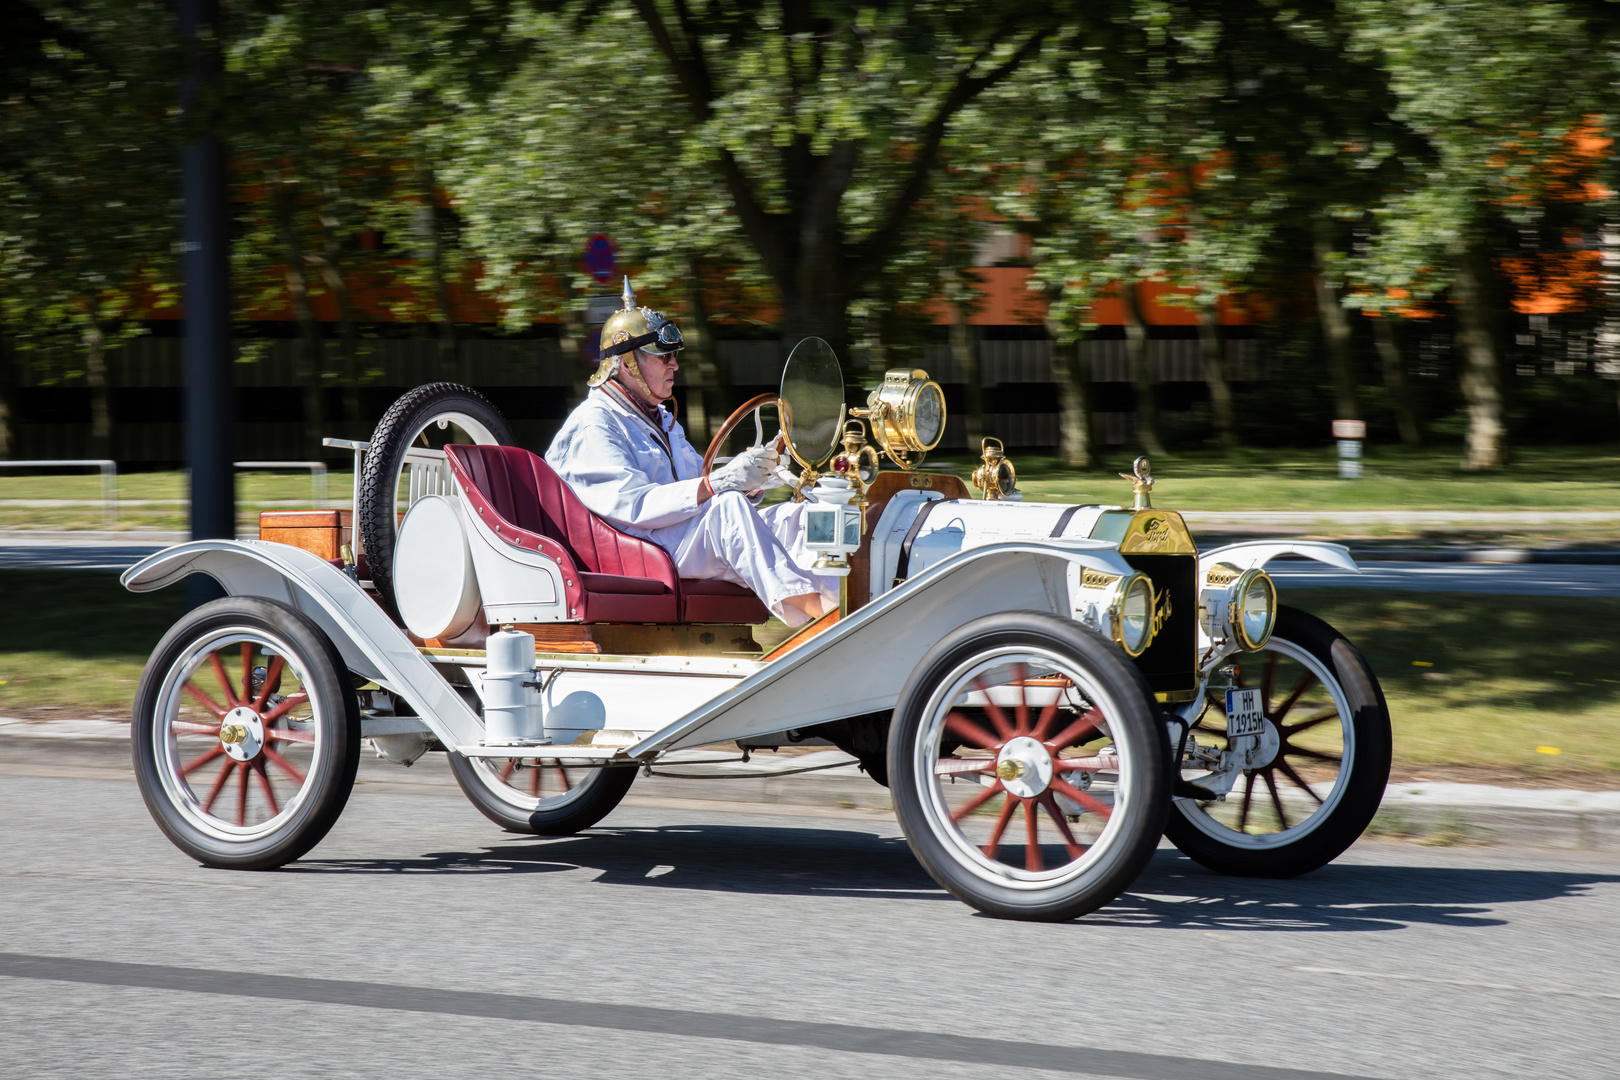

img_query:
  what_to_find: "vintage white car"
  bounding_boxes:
[123,338,1391,921]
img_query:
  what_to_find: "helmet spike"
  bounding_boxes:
[621,275,636,311]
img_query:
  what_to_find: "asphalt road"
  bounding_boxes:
[2,757,1617,1080]
[3,537,1620,596]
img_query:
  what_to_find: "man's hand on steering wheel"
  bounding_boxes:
[709,444,783,497]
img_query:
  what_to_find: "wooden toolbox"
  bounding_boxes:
[259,510,352,562]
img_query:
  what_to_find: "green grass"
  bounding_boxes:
[3,570,1616,785]
[0,569,187,716]
[1284,588,1620,778]
[7,445,1620,534]
[929,444,1620,515]
[0,471,351,532]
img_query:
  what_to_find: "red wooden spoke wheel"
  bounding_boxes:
[1164,607,1392,878]
[448,752,635,836]
[890,612,1170,922]
[132,597,360,870]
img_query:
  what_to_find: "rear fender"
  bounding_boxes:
[121,540,483,747]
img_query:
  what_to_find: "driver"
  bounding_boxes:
[545,279,839,628]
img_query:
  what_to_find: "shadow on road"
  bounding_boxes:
[287,824,1620,927]
[1091,850,1620,932]
[289,823,947,901]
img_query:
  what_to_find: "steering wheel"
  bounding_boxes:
[701,393,785,477]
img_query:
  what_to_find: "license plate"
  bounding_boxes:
[1225,688,1265,739]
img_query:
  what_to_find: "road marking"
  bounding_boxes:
[1296,966,1620,1001]
[0,952,1388,1080]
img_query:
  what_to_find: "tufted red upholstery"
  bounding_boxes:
[445,444,768,625]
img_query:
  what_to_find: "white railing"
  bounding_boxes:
[235,460,329,505]
[0,459,118,523]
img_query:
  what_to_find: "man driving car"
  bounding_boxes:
[545,279,839,627]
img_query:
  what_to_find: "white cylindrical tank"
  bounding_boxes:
[482,629,543,743]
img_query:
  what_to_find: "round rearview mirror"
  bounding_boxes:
[780,337,845,468]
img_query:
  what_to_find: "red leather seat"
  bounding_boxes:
[445,444,769,625]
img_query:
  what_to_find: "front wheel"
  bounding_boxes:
[449,753,636,835]
[132,597,362,869]
[889,611,1171,922]
[1164,606,1392,877]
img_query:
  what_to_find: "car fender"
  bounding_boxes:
[121,539,483,748]
[1197,540,1358,581]
[630,539,1144,755]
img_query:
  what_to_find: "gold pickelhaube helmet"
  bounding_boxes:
[588,276,685,399]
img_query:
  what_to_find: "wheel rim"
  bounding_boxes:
[463,756,617,814]
[1178,637,1355,848]
[915,647,1137,891]
[152,628,331,843]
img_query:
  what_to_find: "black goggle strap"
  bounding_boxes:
[598,324,684,361]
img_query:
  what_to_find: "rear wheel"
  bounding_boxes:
[1164,607,1391,877]
[132,597,361,869]
[448,752,636,835]
[890,611,1171,921]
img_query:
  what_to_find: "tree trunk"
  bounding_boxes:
[1370,314,1422,447]
[272,181,327,459]
[315,190,362,439]
[0,335,15,459]
[1312,230,1359,423]
[1122,279,1165,456]
[945,269,983,451]
[1599,153,1620,432]
[1452,239,1507,470]
[82,306,110,460]
[554,273,592,409]
[417,162,458,382]
[679,255,725,445]
[1197,302,1236,448]
[1044,293,1092,468]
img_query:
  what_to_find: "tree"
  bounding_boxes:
[1345,0,1601,469]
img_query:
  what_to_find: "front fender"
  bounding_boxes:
[1198,540,1358,580]
[121,540,483,748]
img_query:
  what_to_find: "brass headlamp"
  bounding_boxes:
[851,368,946,468]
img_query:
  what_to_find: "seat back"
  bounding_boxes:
[444,444,678,588]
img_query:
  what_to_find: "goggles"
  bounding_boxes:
[599,313,684,360]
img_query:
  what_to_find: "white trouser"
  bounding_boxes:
[650,492,840,626]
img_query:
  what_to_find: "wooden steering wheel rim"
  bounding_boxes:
[702,393,781,477]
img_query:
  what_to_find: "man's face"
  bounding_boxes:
[633,349,680,401]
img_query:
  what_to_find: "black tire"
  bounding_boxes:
[1164,606,1392,878]
[359,382,512,620]
[889,611,1171,921]
[448,753,637,835]
[131,597,361,870]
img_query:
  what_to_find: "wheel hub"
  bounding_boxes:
[995,736,1053,799]
[219,706,264,762]
[1239,716,1282,771]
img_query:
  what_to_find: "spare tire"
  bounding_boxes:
[359,383,512,621]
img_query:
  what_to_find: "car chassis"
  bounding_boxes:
[123,342,1391,920]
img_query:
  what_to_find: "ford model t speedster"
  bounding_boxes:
[123,339,1391,921]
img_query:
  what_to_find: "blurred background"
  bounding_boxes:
[1,0,1616,478]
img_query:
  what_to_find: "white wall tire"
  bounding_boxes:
[889,611,1171,921]
[1165,607,1392,877]
[448,753,636,836]
[131,597,361,869]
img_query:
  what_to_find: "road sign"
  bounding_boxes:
[1331,419,1366,439]
[583,234,617,283]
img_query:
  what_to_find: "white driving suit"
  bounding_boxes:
[545,387,839,625]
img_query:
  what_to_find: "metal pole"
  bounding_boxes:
[180,0,232,603]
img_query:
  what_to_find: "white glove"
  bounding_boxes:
[710,444,780,495]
